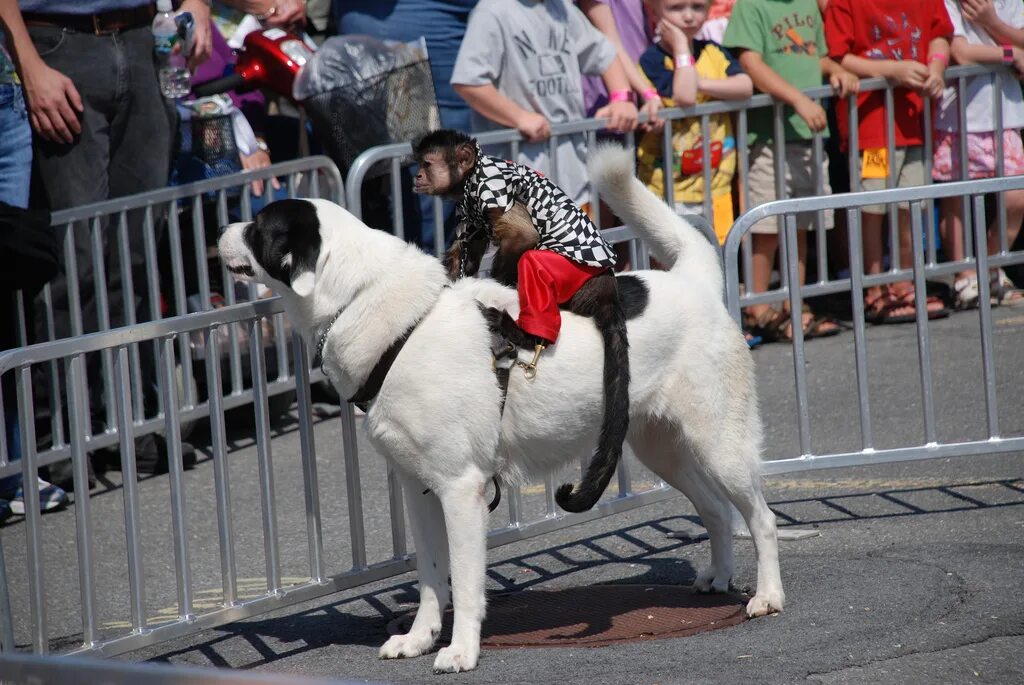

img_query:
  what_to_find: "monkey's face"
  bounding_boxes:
[413,151,456,196]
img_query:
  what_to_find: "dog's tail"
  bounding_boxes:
[587,143,723,298]
[554,276,630,513]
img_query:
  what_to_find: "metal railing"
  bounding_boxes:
[3,157,344,468]
[724,175,1024,470]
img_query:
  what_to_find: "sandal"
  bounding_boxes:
[991,268,1024,307]
[743,305,841,342]
[952,275,980,310]
[865,288,915,325]
[891,286,950,320]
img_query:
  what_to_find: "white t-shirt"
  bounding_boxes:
[451,0,617,204]
[935,0,1024,133]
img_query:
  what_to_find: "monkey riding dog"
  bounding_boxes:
[412,129,629,514]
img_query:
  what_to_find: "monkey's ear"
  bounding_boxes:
[455,143,477,175]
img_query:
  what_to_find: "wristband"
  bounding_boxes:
[675,53,695,68]
[1003,44,1015,65]
[642,87,660,102]
[609,89,633,103]
[928,52,948,65]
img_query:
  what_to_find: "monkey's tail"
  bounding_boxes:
[554,299,630,513]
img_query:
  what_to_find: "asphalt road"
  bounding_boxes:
[2,301,1023,685]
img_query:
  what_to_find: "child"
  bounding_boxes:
[935,0,1024,308]
[723,0,858,341]
[636,0,753,242]
[451,0,640,210]
[824,0,954,323]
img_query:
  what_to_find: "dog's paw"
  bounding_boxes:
[378,630,437,660]
[745,589,785,618]
[694,569,731,594]
[432,644,479,673]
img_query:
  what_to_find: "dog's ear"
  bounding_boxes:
[286,248,317,297]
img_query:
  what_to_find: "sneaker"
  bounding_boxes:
[9,477,69,516]
[135,434,197,476]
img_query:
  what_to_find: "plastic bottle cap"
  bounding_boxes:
[156,0,172,11]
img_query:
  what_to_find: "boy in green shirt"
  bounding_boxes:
[723,0,858,341]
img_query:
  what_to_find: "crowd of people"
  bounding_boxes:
[1,0,1024,519]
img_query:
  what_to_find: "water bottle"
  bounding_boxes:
[152,0,190,98]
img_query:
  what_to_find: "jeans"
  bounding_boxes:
[27,25,172,425]
[0,83,32,209]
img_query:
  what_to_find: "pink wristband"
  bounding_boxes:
[928,52,948,65]
[609,89,632,103]
[642,87,660,102]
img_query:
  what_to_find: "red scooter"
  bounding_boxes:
[192,27,315,100]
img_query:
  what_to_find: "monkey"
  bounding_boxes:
[412,128,630,514]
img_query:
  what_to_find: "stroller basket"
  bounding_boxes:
[303,59,440,173]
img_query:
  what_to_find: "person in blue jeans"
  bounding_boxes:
[0,0,68,521]
[8,0,207,483]
[334,0,477,252]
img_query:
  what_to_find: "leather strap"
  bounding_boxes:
[23,4,156,35]
[347,325,416,412]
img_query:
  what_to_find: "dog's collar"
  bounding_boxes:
[314,306,346,369]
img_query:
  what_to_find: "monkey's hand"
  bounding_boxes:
[488,204,539,286]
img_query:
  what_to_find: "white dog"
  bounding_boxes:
[218,145,784,674]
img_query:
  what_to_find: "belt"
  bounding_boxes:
[23,4,156,35]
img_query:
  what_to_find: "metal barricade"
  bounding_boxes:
[4,157,344,468]
[724,176,1024,471]
[0,297,677,658]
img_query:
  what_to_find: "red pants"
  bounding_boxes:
[516,250,604,343]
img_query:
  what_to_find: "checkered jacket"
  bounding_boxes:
[456,152,617,269]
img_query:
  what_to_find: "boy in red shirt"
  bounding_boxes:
[825,0,954,323]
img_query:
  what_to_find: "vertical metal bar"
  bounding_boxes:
[217,200,244,396]
[993,69,1007,253]
[783,215,812,456]
[193,195,212,310]
[204,328,238,606]
[543,473,557,518]
[118,213,145,421]
[738,109,753,293]
[773,102,787,243]
[249,319,281,591]
[292,337,325,582]
[507,486,523,528]
[884,86,898,272]
[548,133,559,187]
[922,90,937,266]
[701,114,713,221]
[433,196,445,258]
[661,118,674,208]
[63,221,84,338]
[846,208,873,449]
[66,355,99,648]
[390,157,405,240]
[17,368,47,653]
[387,467,408,559]
[848,93,860,192]
[812,133,827,282]
[41,285,64,449]
[113,346,146,633]
[616,454,632,498]
[167,207,197,408]
[971,194,1000,439]
[958,75,974,261]
[91,217,115,429]
[339,403,367,569]
[158,337,194,619]
[908,202,937,445]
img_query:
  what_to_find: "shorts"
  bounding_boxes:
[932,130,1024,181]
[857,145,925,215]
[748,142,834,234]
[673,193,734,244]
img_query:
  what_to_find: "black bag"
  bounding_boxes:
[0,201,58,294]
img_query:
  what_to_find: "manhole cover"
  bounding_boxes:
[387,585,747,648]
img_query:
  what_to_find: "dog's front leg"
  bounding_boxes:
[432,467,489,674]
[379,474,450,660]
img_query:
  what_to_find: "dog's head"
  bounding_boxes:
[218,198,325,298]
